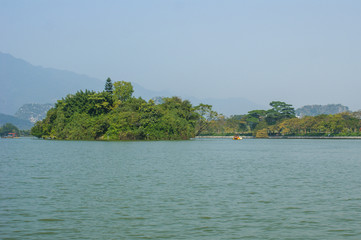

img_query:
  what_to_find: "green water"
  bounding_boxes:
[1,138,361,239]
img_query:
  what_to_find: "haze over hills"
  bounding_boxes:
[0,52,356,129]
[295,104,350,117]
[0,113,33,130]
[0,52,104,115]
[0,52,263,116]
[15,103,54,123]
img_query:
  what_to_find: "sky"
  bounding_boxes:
[1,0,361,110]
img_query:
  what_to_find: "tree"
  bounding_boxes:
[352,110,361,119]
[113,81,134,102]
[269,101,295,118]
[227,115,248,133]
[255,129,269,138]
[266,101,295,124]
[0,123,20,136]
[194,104,218,135]
[252,120,269,137]
[245,110,267,130]
[104,77,113,93]
[30,81,202,140]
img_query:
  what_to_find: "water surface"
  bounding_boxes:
[1,138,361,239]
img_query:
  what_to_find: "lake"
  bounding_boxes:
[1,138,361,239]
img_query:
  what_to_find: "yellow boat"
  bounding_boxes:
[233,135,243,140]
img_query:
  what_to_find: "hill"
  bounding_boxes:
[296,104,350,117]
[0,52,263,116]
[15,103,54,123]
[0,113,33,130]
[0,52,103,115]
[188,96,265,116]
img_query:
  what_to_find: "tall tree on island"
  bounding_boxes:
[265,101,296,125]
[194,104,218,135]
[104,77,113,93]
[113,81,134,102]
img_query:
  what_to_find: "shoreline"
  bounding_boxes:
[195,136,361,139]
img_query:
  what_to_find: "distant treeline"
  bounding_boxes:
[200,104,361,137]
[0,113,34,130]
[31,79,215,140]
[0,123,30,137]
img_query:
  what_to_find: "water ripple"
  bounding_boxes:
[1,138,361,239]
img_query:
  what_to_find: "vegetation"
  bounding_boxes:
[0,123,20,137]
[200,101,297,136]
[199,102,361,137]
[31,80,209,140]
[267,112,361,136]
[30,79,361,140]
[255,129,269,138]
[104,77,113,93]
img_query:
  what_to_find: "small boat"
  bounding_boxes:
[1,132,20,139]
[233,135,243,140]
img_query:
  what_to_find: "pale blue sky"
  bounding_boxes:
[1,0,361,109]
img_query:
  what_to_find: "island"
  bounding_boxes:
[31,79,361,140]
[30,79,215,140]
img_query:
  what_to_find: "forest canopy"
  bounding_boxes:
[199,105,361,137]
[0,123,20,137]
[31,80,210,140]
[31,79,361,140]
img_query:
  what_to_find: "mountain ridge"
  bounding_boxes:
[0,113,33,130]
[0,52,103,114]
[1,52,264,116]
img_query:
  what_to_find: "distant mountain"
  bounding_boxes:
[0,113,33,130]
[133,85,264,116]
[143,94,264,116]
[130,85,264,116]
[132,83,173,100]
[0,52,263,116]
[187,97,265,116]
[15,103,53,123]
[0,103,53,130]
[296,104,350,117]
[0,52,103,115]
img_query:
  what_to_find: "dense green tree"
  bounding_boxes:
[55,90,113,117]
[194,104,218,135]
[30,121,44,138]
[113,81,134,102]
[32,88,361,140]
[225,115,247,133]
[269,101,295,116]
[266,101,295,125]
[245,110,267,130]
[0,123,20,136]
[253,120,269,137]
[255,129,269,138]
[202,110,361,137]
[104,77,113,93]
[31,82,205,140]
[265,112,361,136]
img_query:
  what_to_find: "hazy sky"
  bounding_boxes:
[1,0,361,109]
